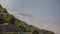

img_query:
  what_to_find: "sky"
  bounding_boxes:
[0,0,60,34]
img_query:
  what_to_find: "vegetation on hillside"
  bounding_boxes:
[0,4,55,34]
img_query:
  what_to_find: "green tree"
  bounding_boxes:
[0,17,5,24]
[0,4,2,9]
[32,29,39,34]
[9,16,16,24]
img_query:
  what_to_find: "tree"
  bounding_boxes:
[3,8,8,13]
[0,17,5,24]
[0,4,1,7]
[9,16,16,24]
[32,29,39,34]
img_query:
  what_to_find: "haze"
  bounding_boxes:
[0,0,60,34]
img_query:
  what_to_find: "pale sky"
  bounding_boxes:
[0,0,60,34]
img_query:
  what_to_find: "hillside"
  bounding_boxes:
[0,5,55,34]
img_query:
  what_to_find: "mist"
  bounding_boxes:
[0,0,60,34]
[8,11,59,34]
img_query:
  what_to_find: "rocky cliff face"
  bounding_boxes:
[0,5,55,34]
